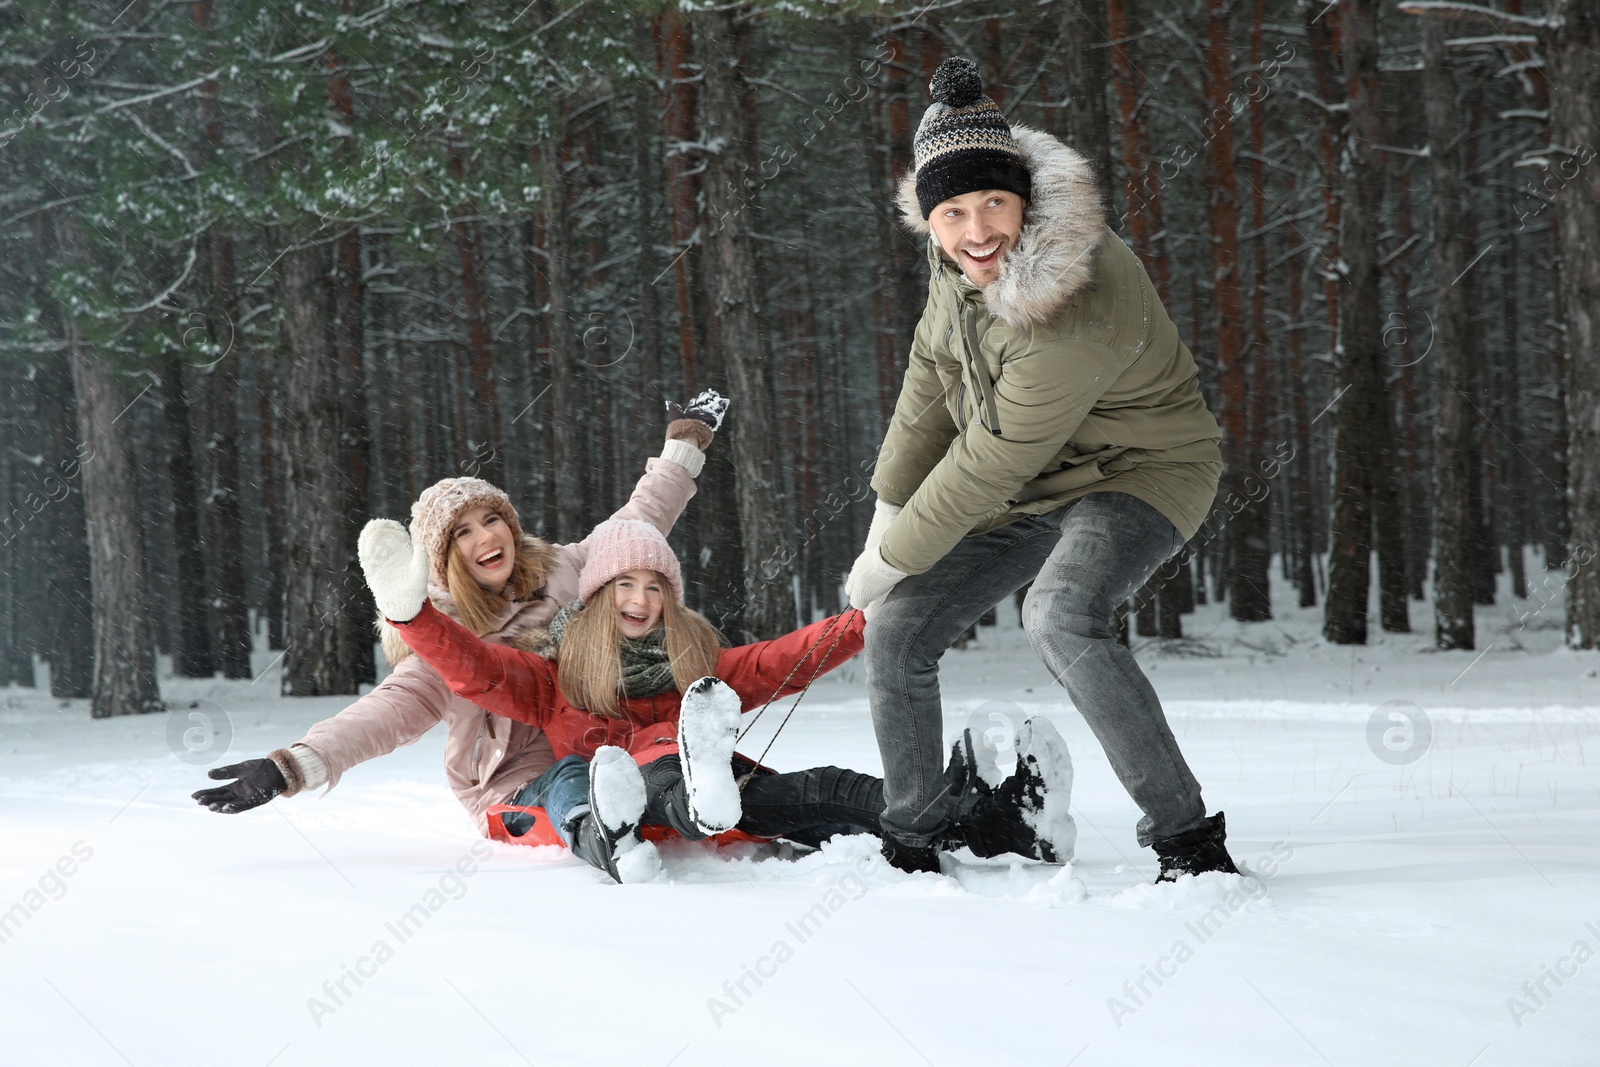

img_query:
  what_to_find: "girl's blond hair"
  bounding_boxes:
[557,573,722,718]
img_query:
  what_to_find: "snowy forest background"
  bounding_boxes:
[0,0,1596,719]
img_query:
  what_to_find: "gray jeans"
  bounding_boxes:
[865,491,1205,847]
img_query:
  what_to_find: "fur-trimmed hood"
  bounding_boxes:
[896,124,1106,329]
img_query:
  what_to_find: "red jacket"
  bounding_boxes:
[390,601,865,764]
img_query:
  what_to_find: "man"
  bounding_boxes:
[845,57,1239,882]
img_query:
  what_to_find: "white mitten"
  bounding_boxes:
[845,549,907,612]
[358,519,430,623]
[862,498,902,558]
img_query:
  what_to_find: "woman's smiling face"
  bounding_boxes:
[451,505,517,594]
[612,569,665,639]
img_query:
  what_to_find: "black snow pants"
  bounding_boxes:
[641,755,884,847]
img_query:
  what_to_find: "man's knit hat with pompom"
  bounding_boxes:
[911,57,1032,218]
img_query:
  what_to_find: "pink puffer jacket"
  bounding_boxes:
[289,455,698,835]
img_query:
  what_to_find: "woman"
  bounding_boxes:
[192,392,730,846]
[360,516,1073,882]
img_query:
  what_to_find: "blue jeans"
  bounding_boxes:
[865,491,1205,847]
[501,755,591,846]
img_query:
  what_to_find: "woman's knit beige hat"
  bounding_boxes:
[409,477,524,586]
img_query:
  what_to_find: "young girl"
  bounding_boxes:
[193,392,731,847]
[360,516,1074,882]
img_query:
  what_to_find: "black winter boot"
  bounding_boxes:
[881,837,942,874]
[1151,812,1241,883]
[945,729,1055,862]
[571,746,659,884]
[571,812,624,882]
[640,755,709,841]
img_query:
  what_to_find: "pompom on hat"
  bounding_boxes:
[409,477,524,586]
[579,519,684,605]
[912,57,1032,218]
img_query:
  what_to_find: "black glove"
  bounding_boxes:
[192,758,289,814]
[666,388,730,431]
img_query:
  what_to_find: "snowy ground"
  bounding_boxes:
[3,556,1599,1066]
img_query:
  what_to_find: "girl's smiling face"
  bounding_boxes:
[612,569,665,639]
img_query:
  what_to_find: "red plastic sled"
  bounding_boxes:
[486,803,767,847]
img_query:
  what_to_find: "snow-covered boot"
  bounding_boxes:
[1151,812,1240,883]
[881,837,942,874]
[1018,717,1077,863]
[945,728,1044,860]
[946,720,1077,862]
[572,746,660,884]
[677,676,742,834]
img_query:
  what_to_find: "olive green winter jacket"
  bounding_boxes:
[870,125,1224,577]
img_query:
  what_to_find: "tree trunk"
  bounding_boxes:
[1456,81,1497,609]
[33,312,95,696]
[519,215,548,531]
[868,54,900,431]
[63,294,163,717]
[1421,23,1474,651]
[1550,0,1600,646]
[159,361,216,676]
[1108,0,1172,302]
[882,31,922,411]
[197,233,253,677]
[1284,174,1317,609]
[541,129,585,545]
[1307,8,1344,346]
[1388,163,1428,602]
[656,7,736,629]
[189,0,250,679]
[450,138,502,486]
[327,41,374,688]
[693,6,791,641]
[257,339,285,652]
[1500,211,1528,600]
[1107,0,1148,248]
[334,222,375,688]
[1324,0,1407,642]
[1060,0,1114,221]
[1135,581,1158,637]
[1158,576,1185,640]
[660,6,702,389]
[1202,0,1269,623]
[1245,0,1276,618]
[632,42,664,405]
[279,233,364,695]
[0,377,33,685]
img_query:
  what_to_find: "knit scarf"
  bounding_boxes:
[547,599,677,699]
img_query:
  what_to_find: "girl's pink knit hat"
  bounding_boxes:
[579,519,684,605]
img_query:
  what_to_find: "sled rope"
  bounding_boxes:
[736,608,860,790]
[735,608,854,743]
